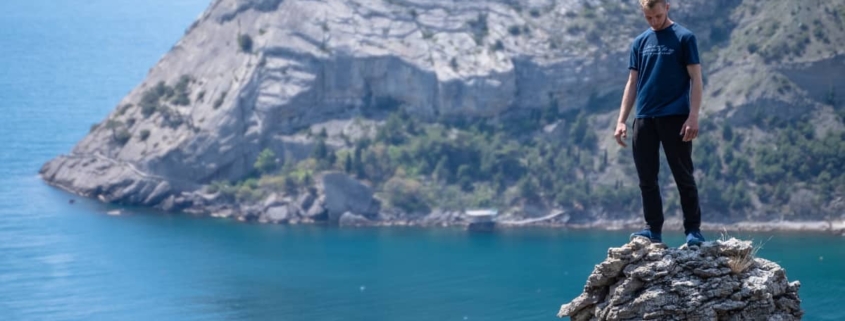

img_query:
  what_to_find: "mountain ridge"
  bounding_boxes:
[40,0,845,230]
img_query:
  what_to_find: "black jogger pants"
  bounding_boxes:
[632,115,702,235]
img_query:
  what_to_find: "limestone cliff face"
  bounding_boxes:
[558,238,803,320]
[39,0,845,221]
[40,0,643,208]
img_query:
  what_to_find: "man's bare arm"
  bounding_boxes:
[615,69,638,147]
[681,64,703,141]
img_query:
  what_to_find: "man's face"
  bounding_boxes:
[642,3,670,30]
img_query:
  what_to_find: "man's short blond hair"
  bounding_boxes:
[639,0,667,9]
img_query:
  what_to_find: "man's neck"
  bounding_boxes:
[653,18,674,31]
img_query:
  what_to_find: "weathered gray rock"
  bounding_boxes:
[296,191,315,212]
[303,199,328,221]
[159,194,192,212]
[338,211,372,226]
[558,238,803,321]
[262,205,296,223]
[238,206,262,222]
[318,172,380,222]
[418,209,464,226]
[262,193,285,208]
[211,207,236,218]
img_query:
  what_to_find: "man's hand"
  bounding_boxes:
[614,122,628,147]
[680,116,699,142]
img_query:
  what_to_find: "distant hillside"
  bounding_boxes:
[40,0,845,228]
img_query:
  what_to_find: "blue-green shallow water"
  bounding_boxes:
[0,0,843,320]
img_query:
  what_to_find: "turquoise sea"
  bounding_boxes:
[0,0,843,320]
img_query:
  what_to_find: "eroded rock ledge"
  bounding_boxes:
[558,238,803,321]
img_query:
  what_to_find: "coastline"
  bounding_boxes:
[43,175,844,236]
[203,207,845,235]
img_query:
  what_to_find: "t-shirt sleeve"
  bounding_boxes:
[628,40,639,70]
[683,34,701,65]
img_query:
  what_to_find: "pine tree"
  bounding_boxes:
[433,156,450,182]
[344,153,353,173]
[312,138,328,160]
[327,150,337,169]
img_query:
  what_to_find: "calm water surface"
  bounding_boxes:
[0,1,842,320]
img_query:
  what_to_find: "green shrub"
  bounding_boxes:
[114,128,131,146]
[139,129,151,141]
[383,177,430,213]
[118,103,132,116]
[722,124,734,141]
[169,75,192,106]
[747,43,759,54]
[140,91,160,117]
[140,102,158,117]
[582,7,597,19]
[311,138,328,160]
[138,81,179,117]
[174,75,191,93]
[236,185,262,202]
[208,180,237,197]
[566,25,583,35]
[467,13,488,45]
[491,40,504,51]
[205,183,219,194]
[238,34,253,53]
[254,148,277,174]
[152,81,174,99]
[171,92,190,106]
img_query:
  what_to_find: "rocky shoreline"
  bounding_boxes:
[148,197,845,237]
[42,166,845,236]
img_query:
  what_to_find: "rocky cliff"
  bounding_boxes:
[40,0,845,227]
[558,237,803,320]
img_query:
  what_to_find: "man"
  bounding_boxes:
[613,0,706,246]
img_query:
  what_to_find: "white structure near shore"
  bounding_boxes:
[464,209,498,231]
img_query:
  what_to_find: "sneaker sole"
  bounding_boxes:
[630,234,662,243]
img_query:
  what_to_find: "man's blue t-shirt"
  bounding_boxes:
[629,23,700,118]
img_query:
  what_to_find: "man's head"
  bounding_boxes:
[639,0,671,30]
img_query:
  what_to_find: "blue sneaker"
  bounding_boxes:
[630,228,662,243]
[686,230,706,247]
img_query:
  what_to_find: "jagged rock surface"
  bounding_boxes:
[558,238,803,321]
